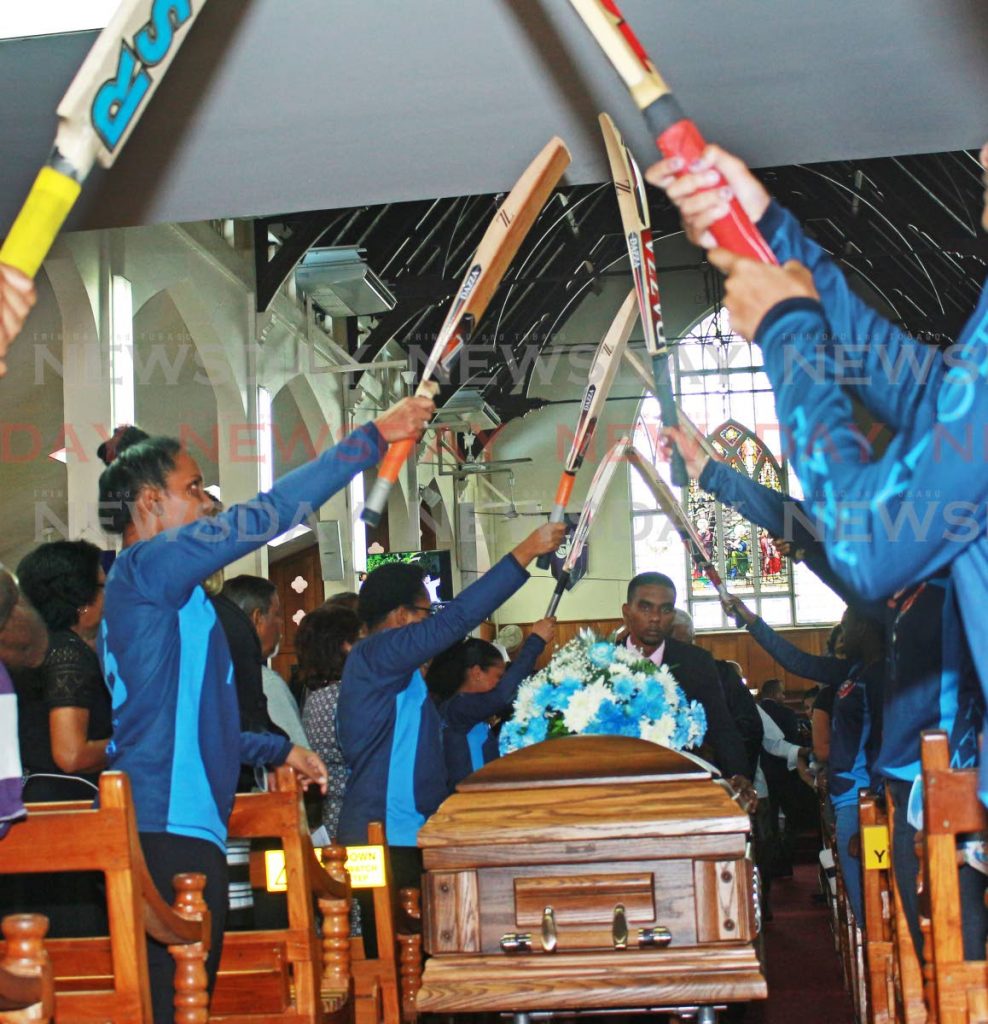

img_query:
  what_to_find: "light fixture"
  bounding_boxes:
[110,275,135,428]
[48,448,67,464]
[268,523,312,548]
[257,386,273,492]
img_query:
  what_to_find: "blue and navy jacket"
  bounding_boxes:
[878,574,983,783]
[439,633,545,788]
[98,423,384,850]
[745,616,849,688]
[753,199,988,800]
[829,660,885,809]
[336,555,530,847]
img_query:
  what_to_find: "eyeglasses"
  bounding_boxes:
[405,603,437,617]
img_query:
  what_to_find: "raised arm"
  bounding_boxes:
[358,527,562,682]
[725,596,849,686]
[442,629,550,731]
[647,145,943,433]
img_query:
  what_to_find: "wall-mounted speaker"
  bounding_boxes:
[316,520,344,581]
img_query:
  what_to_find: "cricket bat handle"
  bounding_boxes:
[362,439,414,527]
[643,110,777,266]
[0,168,83,278]
[650,354,688,487]
[536,474,575,570]
[546,574,569,617]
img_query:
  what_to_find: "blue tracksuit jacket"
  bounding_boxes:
[99,422,384,849]
[336,554,529,847]
[439,633,545,788]
[753,199,988,800]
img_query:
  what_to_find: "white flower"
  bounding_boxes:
[609,662,633,679]
[614,645,641,665]
[561,680,611,733]
[640,716,675,747]
[513,679,541,724]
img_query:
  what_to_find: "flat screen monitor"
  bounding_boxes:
[364,549,454,602]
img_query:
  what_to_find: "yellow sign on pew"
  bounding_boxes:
[263,844,386,892]
[862,824,890,870]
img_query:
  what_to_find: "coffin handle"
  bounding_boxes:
[612,903,629,949]
[541,906,558,953]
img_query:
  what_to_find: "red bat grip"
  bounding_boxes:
[657,119,778,265]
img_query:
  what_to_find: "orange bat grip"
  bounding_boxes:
[554,472,576,508]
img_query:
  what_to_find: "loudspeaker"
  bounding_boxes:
[316,520,345,581]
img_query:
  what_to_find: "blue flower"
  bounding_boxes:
[552,678,582,706]
[530,682,556,714]
[587,641,616,668]
[629,684,669,721]
[526,716,549,744]
[611,676,637,701]
[499,719,524,755]
[584,699,636,737]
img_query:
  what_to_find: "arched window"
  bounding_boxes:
[631,309,845,630]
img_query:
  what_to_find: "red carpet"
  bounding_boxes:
[746,862,855,1024]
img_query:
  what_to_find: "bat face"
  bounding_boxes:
[58,0,209,171]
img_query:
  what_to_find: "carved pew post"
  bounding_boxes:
[397,888,422,1022]
[168,874,210,1024]
[920,730,988,1024]
[0,913,53,1023]
[319,844,352,999]
[859,792,894,1024]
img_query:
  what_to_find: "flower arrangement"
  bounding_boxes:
[499,629,708,755]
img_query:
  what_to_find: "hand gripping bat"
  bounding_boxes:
[546,435,631,616]
[567,0,777,264]
[362,136,571,527]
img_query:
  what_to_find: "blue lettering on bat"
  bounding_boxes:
[135,0,193,66]
[90,0,194,152]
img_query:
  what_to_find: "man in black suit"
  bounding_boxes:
[620,572,756,809]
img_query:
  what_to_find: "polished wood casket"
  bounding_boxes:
[416,735,767,1016]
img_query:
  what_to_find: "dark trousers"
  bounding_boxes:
[140,832,229,1024]
[354,845,423,959]
[887,778,988,963]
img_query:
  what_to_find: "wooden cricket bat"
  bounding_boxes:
[535,288,637,569]
[599,111,687,486]
[627,446,730,600]
[1,0,209,278]
[362,136,571,527]
[546,435,631,615]
[567,0,777,264]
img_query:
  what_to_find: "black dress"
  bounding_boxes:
[5,631,112,936]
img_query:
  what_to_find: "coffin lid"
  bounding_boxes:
[418,736,747,849]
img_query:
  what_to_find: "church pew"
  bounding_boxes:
[222,766,352,1024]
[0,914,53,1023]
[346,822,422,1024]
[860,792,897,1024]
[883,796,927,1024]
[920,731,988,1024]
[0,772,209,1024]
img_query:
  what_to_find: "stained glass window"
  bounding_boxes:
[630,308,846,630]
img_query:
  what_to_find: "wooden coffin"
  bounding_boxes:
[416,735,767,1015]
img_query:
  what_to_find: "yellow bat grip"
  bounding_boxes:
[0,167,82,279]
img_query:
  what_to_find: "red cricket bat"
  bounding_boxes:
[1,0,210,278]
[627,446,730,601]
[546,435,631,615]
[599,112,687,486]
[536,288,637,570]
[567,0,777,264]
[362,137,571,527]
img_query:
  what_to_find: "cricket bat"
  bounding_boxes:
[1,0,210,278]
[627,446,730,600]
[546,435,631,615]
[567,0,777,264]
[622,346,717,460]
[535,288,637,570]
[599,111,687,486]
[362,136,571,527]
